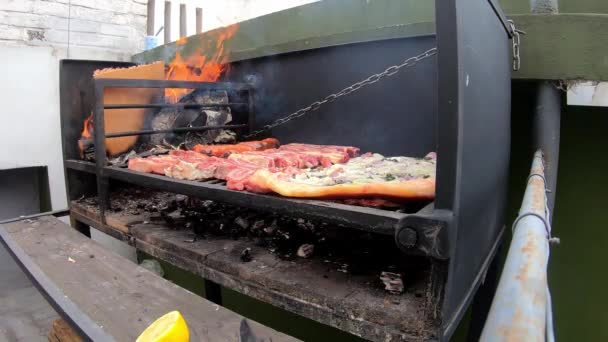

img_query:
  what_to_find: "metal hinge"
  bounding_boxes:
[507,20,526,71]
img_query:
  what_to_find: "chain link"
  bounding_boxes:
[508,20,525,71]
[244,47,438,138]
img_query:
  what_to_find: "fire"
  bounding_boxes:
[81,113,93,138]
[78,113,94,156]
[165,24,239,103]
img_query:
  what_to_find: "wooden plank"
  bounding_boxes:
[196,7,203,34]
[146,0,155,36]
[70,202,434,341]
[164,1,171,44]
[70,205,131,242]
[2,216,295,342]
[180,4,187,38]
[48,319,82,342]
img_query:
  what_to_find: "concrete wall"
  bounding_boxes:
[0,0,147,210]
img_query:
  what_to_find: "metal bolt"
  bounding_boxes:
[397,227,418,249]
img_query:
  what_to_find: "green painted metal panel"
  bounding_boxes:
[134,0,435,65]
[500,0,608,14]
[133,2,608,81]
[512,14,608,80]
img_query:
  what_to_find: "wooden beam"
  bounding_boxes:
[146,0,155,36]
[196,7,203,34]
[164,1,171,43]
[180,4,187,38]
[3,216,295,341]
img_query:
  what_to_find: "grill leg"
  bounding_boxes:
[97,176,110,225]
[70,217,91,238]
[204,280,223,305]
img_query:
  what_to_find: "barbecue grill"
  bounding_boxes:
[59,1,514,340]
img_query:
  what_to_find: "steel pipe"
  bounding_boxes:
[480,150,554,341]
[533,82,561,216]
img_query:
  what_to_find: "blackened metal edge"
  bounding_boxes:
[65,160,96,174]
[442,225,506,338]
[93,81,109,224]
[396,209,452,260]
[487,0,515,38]
[93,78,251,90]
[436,0,512,340]
[0,222,114,342]
[104,167,405,235]
[0,209,70,225]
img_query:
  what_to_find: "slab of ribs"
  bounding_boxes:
[128,138,436,202]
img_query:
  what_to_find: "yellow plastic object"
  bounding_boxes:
[136,311,190,342]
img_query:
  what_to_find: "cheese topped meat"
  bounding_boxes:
[289,153,436,186]
[243,152,436,200]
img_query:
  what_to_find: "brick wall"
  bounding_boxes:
[0,0,147,60]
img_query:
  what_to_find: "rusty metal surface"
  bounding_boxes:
[481,150,555,341]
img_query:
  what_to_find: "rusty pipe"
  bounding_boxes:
[480,150,555,341]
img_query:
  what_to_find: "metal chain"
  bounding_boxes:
[244,47,438,138]
[508,20,525,71]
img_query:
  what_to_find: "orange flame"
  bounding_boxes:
[78,113,94,156]
[81,113,93,139]
[165,24,239,103]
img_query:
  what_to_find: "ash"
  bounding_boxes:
[76,186,429,292]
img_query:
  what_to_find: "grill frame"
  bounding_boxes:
[58,0,514,338]
[91,78,255,225]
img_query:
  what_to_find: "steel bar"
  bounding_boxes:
[196,8,203,34]
[164,1,171,44]
[0,209,70,225]
[531,0,558,14]
[146,0,155,36]
[104,124,247,138]
[64,160,96,173]
[481,150,553,342]
[94,83,109,225]
[94,78,251,91]
[104,102,246,109]
[179,4,187,38]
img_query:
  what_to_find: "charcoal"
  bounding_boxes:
[150,90,233,147]
[263,220,278,235]
[251,220,265,232]
[380,271,404,294]
[234,217,249,230]
[297,244,315,258]
[240,248,252,262]
[82,186,431,289]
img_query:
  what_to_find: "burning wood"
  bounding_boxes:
[150,89,236,148]
[380,271,404,294]
[165,24,239,103]
[77,23,239,160]
[297,244,315,258]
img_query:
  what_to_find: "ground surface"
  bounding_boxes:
[0,243,58,342]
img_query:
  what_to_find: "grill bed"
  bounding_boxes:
[65,159,416,235]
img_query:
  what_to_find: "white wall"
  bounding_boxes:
[0,0,316,211]
[0,0,148,210]
[153,0,318,44]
